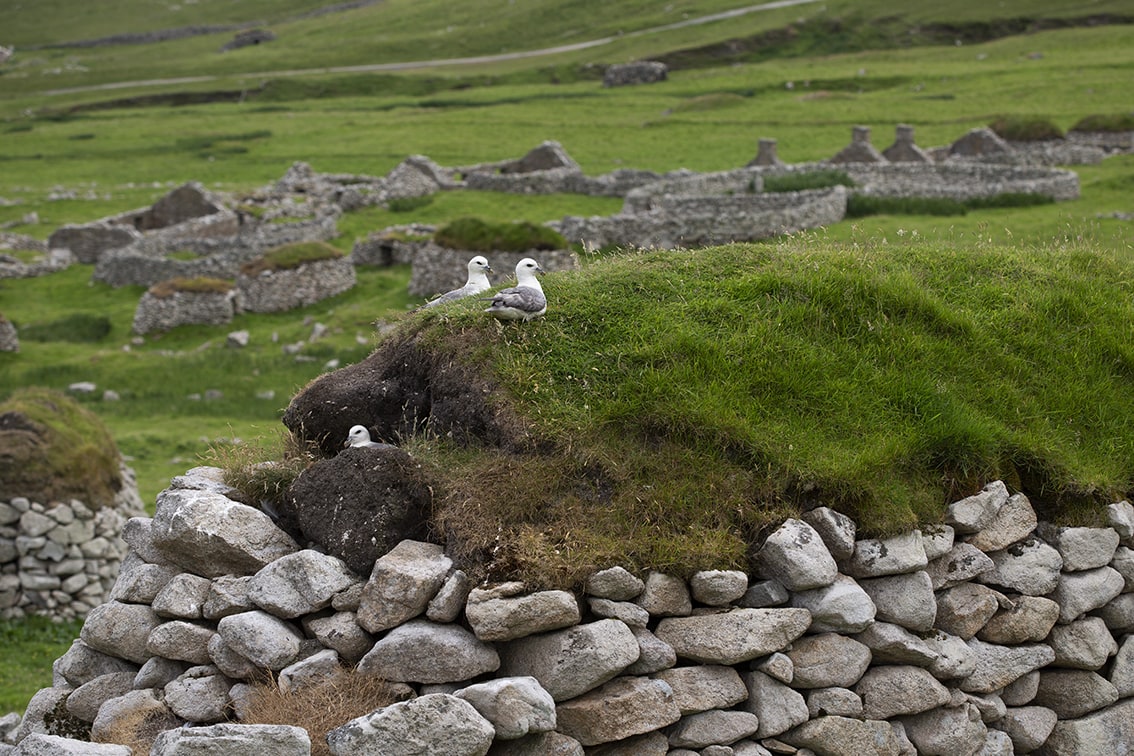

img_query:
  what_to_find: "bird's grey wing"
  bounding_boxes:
[492,286,546,312]
[421,285,469,309]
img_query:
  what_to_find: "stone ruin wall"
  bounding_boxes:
[131,289,239,336]
[557,186,848,250]
[5,470,1134,754]
[1,480,145,622]
[235,257,356,315]
[832,162,1082,202]
[92,213,340,289]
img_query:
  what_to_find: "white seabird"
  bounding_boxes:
[419,255,493,309]
[484,257,547,322]
[344,424,396,450]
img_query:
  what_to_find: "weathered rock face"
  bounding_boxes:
[10,480,1134,756]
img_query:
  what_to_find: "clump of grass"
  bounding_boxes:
[434,217,566,253]
[1070,113,1134,133]
[16,313,112,343]
[989,115,1064,142]
[240,668,404,756]
[764,169,855,193]
[240,241,342,277]
[387,195,433,213]
[92,702,180,753]
[847,195,968,217]
[207,430,317,513]
[147,277,233,299]
[0,387,123,508]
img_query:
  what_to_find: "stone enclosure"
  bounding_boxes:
[12,121,1124,337]
[4,468,1134,755]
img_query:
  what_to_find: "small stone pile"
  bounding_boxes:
[0,494,141,621]
[0,315,17,352]
[602,61,668,87]
[5,472,1133,755]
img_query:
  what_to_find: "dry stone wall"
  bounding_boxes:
[0,481,144,622]
[6,470,1134,755]
[0,318,17,352]
[92,214,340,288]
[131,288,238,335]
[557,184,847,249]
[235,257,356,314]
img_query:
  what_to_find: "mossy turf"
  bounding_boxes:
[395,238,1134,587]
[0,387,123,508]
[240,241,343,277]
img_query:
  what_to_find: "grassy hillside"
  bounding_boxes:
[400,237,1134,588]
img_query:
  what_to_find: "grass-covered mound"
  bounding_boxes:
[0,387,124,507]
[240,241,343,277]
[387,237,1134,587]
[1070,113,1134,133]
[434,217,567,254]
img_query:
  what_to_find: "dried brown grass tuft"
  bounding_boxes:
[239,668,404,756]
[207,428,318,511]
[93,705,181,754]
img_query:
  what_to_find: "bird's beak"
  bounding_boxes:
[343,439,350,448]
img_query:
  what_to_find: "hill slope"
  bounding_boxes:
[283,237,1134,588]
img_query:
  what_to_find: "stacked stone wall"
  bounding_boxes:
[770,161,1081,202]
[11,470,1132,754]
[557,186,846,249]
[91,214,340,288]
[0,492,142,622]
[235,257,356,314]
[131,288,238,335]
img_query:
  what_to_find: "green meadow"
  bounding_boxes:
[1,0,1134,714]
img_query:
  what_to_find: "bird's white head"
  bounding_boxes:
[468,255,492,275]
[345,425,372,447]
[514,258,544,285]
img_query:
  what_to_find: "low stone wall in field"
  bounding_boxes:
[833,161,1082,202]
[235,257,356,314]
[7,471,1133,754]
[91,214,341,289]
[131,288,238,335]
[557,185,847,249]
[0,482,144,622]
